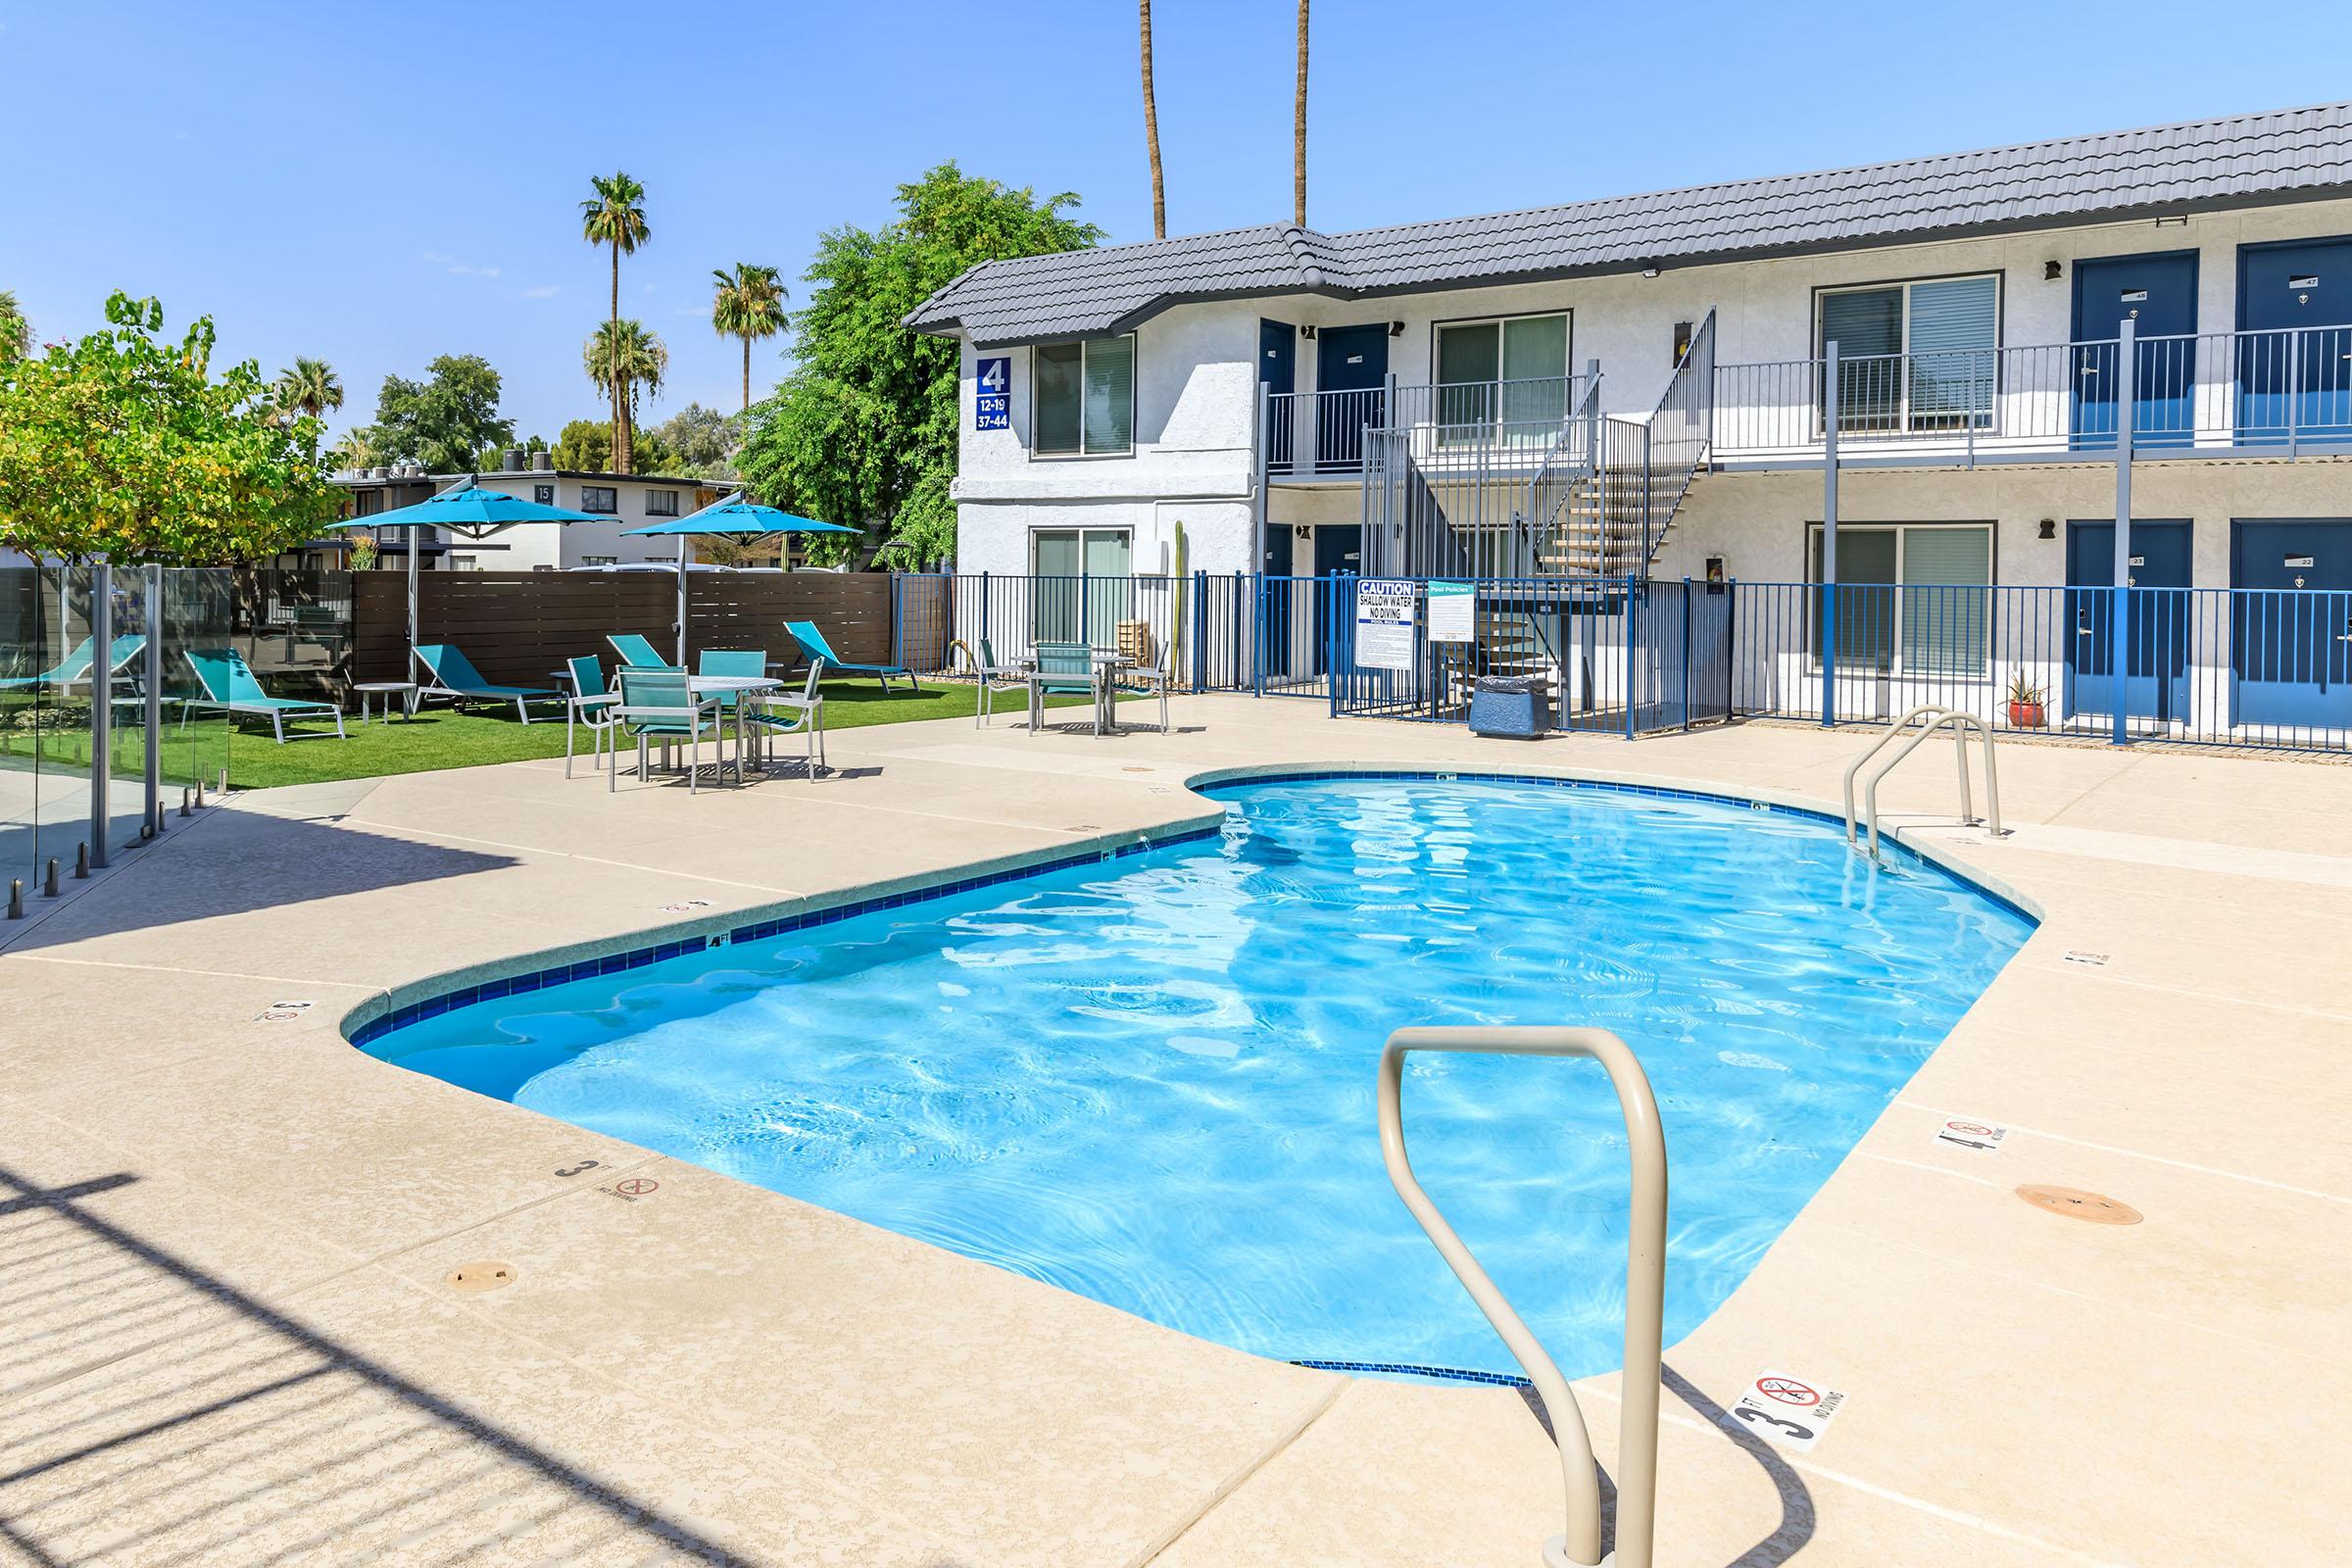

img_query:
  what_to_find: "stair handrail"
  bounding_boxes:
[1634,310,1716,563]
[1379,1026,1667,1568]
[1516,378,1606,576]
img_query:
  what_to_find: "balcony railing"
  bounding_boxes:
[1712,326,2352,464]
[1267,374,1593,476]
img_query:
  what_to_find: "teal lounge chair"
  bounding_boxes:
[415,644,560,723]
[1028,641,1102,736]
[608,632,676,670]
[784,619,917,693]
[612,666,723,794]
[0,634,145,692]
[181,649,346,744]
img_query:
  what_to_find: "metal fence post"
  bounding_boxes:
[2112,317,2135,747]
[1193,568,1208,691]
[1327,575,1343,718]
[1624,574,1640,740]
[1252,380,1271,581]
[87,561,113,868]
[1680,578,1692,731]
[143,564,163,831]
[980,569,991,651]
[1821,340,1840,727]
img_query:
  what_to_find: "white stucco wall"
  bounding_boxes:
[949,194,2352,580]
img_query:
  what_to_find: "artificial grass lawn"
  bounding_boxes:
[210,680,1116,790]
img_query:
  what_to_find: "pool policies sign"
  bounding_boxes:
[1354,579,1418,671]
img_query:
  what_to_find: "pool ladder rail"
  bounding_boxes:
[1841,704,2008,859]
[1378,1027,1667,1568]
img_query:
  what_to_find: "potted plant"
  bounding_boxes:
[2006,670,2046,729]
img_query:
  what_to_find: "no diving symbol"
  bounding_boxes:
[1756,1377,1820,1407]
[612,1178,658,1197]
[1945,1121,1995,1138]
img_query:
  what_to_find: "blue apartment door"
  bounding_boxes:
[1314,324,1389,470]
[2230,518,2352,731]
[2072,251,2198,449]
[1259,319,1297,473]
[2236,237,2352,443]
[2065,520,2192,725]
[1308,525,1361,673]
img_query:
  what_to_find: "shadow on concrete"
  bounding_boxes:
[0,1156,759,1567]
[0,803,514,956]
[1518,1361,1816,1566]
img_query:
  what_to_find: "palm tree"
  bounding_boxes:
[1141,0,1165,239]
[271,357,344,421]
[1293,0,1310,228]
[579,172,651,471]
[583,319,667,468]
[710,264,788,414]
[0,289,29,363]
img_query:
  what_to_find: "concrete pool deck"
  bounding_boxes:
[1,696,2345,1566]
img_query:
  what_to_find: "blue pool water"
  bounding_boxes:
[360,776,2031,1378]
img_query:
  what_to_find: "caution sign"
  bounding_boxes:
[1731,1370,1846,1449]
[1353,579,1418,671]
[1934,1117,2008,1153]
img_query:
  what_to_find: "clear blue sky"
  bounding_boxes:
[5,1,2347,447]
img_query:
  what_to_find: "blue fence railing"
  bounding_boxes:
[882,570,2351,753]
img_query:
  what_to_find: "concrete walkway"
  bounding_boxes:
[1,697,2344,1566]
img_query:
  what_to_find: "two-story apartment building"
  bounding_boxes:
[330,455,739,570]
[910,101,2352,739]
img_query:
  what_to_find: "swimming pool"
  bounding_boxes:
[358,774,2032,1379]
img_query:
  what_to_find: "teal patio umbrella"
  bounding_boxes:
[623,498,858,664]
[329,479,603,678]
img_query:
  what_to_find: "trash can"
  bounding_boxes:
[1467,674,1550,739]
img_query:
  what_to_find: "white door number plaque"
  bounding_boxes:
[1732,1370,1847,1448]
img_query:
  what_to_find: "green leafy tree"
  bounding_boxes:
[736,163,1102,566]
[552,417,673,474]
[0,290,29,364]
[0,292,338,563]
[710,263,788,413]
[370,354,514,473]
[580,172,651,472]
[648,401,738,477]
[271,357,344,420]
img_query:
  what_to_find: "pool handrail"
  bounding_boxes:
[1378,1026,1666,1568]
[1841,704,1974,845]
[1855,710,2005,859]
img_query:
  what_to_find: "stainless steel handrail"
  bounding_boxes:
[1842,705,2006,858]
[1841,704,1972,843]
[1379,1027,1668,1568]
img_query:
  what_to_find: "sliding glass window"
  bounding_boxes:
[1434,314,1569,443]
[1808,523,1993,676]
[1817,275,1997,434]
[1033,336,1136,456]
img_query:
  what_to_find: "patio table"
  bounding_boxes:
[1021,652,1128,735]
[613,674,780,787]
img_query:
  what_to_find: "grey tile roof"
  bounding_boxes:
[908,101,2352,346]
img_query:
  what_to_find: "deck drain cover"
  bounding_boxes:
[2016,1186,2141,1225]
[447,1261,517,1292]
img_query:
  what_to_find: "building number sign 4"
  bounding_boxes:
[975,357,1011,431]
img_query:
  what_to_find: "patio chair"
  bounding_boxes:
[783,619,918,693]
[179,649,346,744]
[564,654,621,778]
[612,665,722,795]
[1028,641,1102,736]
[0,634,145,692]
[696,648,766,712]
[972,638,1028,729]
[1115,635,1177,734]
[608,633,677,670]
[746,659,827,775]
[415,644,561,723]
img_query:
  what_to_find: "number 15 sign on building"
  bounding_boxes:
[974,356,1011,431]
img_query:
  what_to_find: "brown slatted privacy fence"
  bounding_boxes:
[350,571,898,687]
